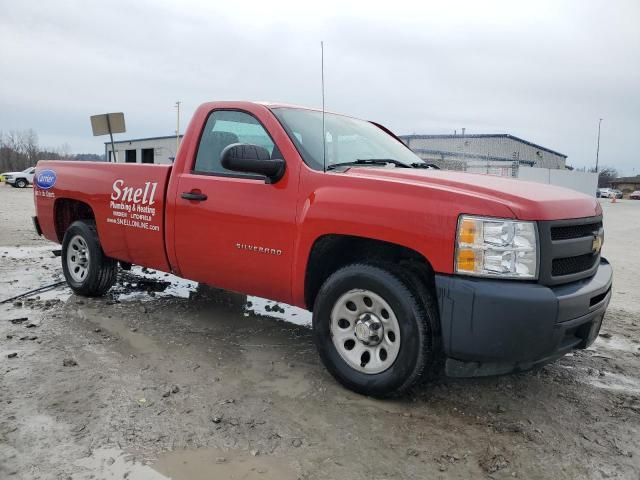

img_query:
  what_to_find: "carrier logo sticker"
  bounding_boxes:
[35,169,57,189]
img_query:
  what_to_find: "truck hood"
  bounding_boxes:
[347,167,601,221]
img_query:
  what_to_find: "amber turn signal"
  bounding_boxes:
[456,248,477,272]
[458,217,478,245]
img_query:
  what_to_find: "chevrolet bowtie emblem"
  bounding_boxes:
[592,234,603,254]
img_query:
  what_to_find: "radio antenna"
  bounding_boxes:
[321,41,326,173]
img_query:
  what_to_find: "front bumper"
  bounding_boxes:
[435,259,612,377]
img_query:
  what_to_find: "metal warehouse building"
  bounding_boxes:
[104,132,567,176]
[399,133,567,176]
[105,135,184,164]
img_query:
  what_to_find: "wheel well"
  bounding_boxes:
[304,235,436,311]
[54,199,95,242]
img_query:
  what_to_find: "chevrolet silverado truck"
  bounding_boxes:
[32,101,612,396]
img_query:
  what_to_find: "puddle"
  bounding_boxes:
[0,245,59,260]
[70,444,299,479]
[245,296,311,328]
[0,244,68,304]
[115,266,312,328]
[118,266,198,300]
[73,447,169,480]
[153,448,298,480]
[332,392,413,414]
[1,246,312,330]
[77,308,160,354]
[587,371,640,395]
[590,336,640,354]
[557,363,640,395]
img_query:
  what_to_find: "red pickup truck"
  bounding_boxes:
[33,101,612,396]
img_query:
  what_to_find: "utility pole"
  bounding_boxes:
[175,101,181,159]
[595,118,603,172]
[106,115,116,163]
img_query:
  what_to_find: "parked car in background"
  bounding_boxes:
[2,167,36,188]
[597,188,623,199]
[630,191,640,200]
[597,188,612,198]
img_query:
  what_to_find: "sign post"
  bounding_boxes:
[90,113,126,162]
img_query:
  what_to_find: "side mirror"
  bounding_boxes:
[220,143,286,183]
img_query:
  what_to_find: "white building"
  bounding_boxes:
[399,133,567,176]
[105,135,183,164]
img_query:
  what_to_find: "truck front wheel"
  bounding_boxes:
[62,221,118,296]
[313,264,437,397]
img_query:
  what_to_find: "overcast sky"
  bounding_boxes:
[0,0,638,173]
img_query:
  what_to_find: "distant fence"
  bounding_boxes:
[435,160,598,197]
[516,167,598,197]
[438,159,521,177]
[465,163,519,178]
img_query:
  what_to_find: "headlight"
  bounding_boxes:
[455,215,538,279]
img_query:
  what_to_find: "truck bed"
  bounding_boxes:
[35,161,173,272]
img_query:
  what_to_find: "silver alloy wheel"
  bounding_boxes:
[67,235,90,282]
[330,289,401,374]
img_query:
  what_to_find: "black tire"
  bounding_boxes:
[61,220,118,296]
[15,178,27,188]
[312,263,438,397]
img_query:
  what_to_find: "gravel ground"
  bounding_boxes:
[0,184,639,479]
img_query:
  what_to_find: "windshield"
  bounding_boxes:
[271,107,424,171]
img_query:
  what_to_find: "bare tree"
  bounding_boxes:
[1,131,25,171]
[597,167,619,188]
[57,142,72,159]
[0,129,42,171]
[1,128,101,172]
[24,129,39,165]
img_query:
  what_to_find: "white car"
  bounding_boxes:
[597,188,623,199]
[2,167,36,188]
[597,188,613,198]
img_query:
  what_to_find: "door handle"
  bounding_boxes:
[181,191,208,201]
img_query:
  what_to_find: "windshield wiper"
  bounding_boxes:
[410,162,440,169]
[326,159,411,170]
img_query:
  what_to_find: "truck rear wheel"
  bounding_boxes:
[62,221,118,296]
[313,264,437,397]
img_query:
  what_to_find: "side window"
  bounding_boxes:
[193,110,277,175]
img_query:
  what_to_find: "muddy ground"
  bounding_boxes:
[0,185,639,480]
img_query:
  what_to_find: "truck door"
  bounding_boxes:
[172,109,298,303]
